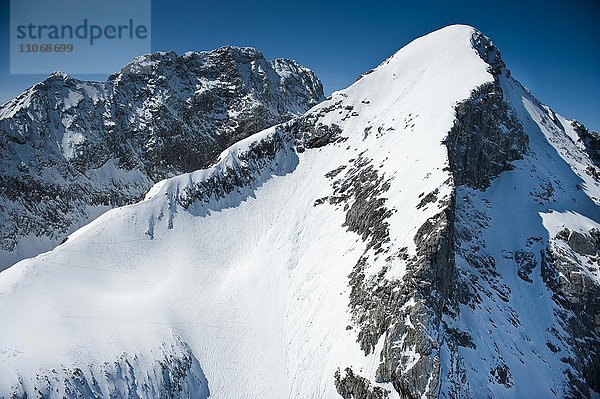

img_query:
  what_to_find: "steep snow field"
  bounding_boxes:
[0,25,598,398]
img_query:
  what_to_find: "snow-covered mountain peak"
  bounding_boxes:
[139,25,498,229]
[333,25,491,106]
[209,45,267,61]
[1,26,599,399]
[115,46,266,75]
[46,70,74,82]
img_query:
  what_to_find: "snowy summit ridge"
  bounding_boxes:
[0,25,599,399]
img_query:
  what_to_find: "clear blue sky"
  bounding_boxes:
[1,0,598,131]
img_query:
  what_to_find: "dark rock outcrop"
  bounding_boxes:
[8,337,209,399]
[335,368,390,399]
[375,206,455,399]
[444,81,528,190]
[571,120,600,167]
[544,229,600,394]
[470,30,506,77]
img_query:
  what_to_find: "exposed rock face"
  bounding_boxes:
[170,125,299,215]
[543,228,600,395]
[447,31,528,190]
[0,47,323,269]
[289,100,348,151]
[445,81,528,189]
[335,368,390,399]
[470,29,506,77]
[571,120,600,166]
[8,336,209,399]
[373,206,455,399]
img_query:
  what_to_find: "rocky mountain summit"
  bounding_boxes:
[0,46,323,269]
[0,25,598,399]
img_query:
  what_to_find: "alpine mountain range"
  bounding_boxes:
[0,25,598,399]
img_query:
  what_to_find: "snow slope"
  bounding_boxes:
[0,25,598,398]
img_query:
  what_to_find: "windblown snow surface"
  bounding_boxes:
[1,25,599,398]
